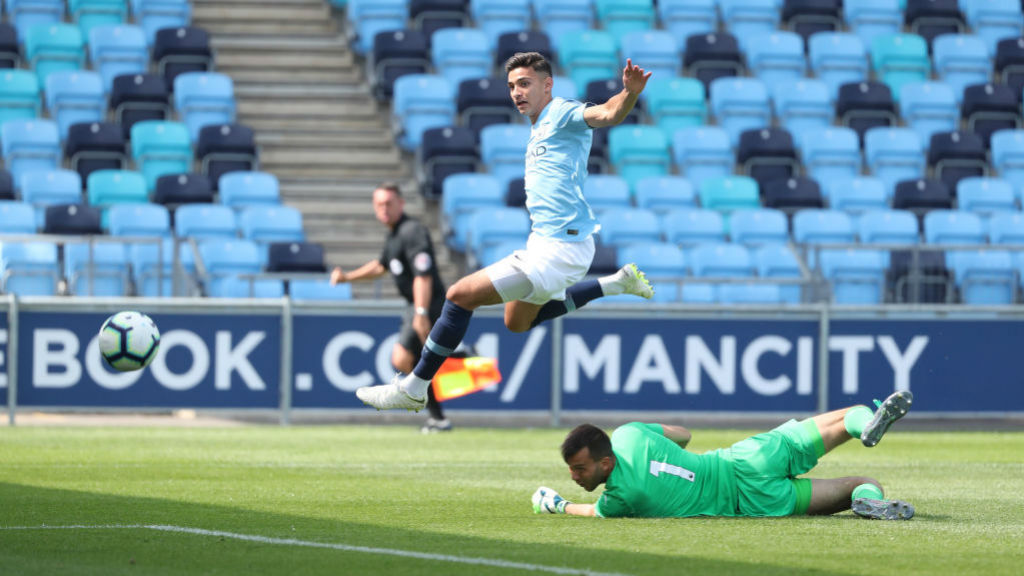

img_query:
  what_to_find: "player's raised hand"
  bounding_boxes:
[329,266,348,285]
[622,59,652,96]
[532,486,570,514]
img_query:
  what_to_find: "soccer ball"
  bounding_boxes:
[98,311,161,372]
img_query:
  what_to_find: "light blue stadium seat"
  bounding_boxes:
[392,74,455,152]
[347,0,407,55]
[961,0,1023,56]
[44,70,105,139]
[5,0,62,38]
[0,241,59,295]
[108,202,171,237]
[129,120,192,191]
[858,209,920,244]
[70,0,128,37]
[698,175,760,215]
[864,127,926,195]
[467,207,530,266]
[557,30,620,90]
[899,82,959,148]
[64,242,130,296]
[594,0,656,43]
[289,279,353,301]
[988,211,1024,244]
[744,31,806,92]
[608,125,671,191]
[173,72,236,141]
[845,0,902,46]
[0,69,41,125]
[132,0,192,46]
[643,76,706,140]
[820,248,887,303]
[957,177,1017,216]
[598,208,661,246]
[24,23,85,84]
[809,32,869,98]
[634,176,696,213]
[239,205,305,244]
[793,208,856,266]
[719,0,779,46]
[20,169,81,227]
[88,25,148,92]
[441,173,504,252]
[0,200,38,233]
[1,119,61,187]
[923,209,987,244]
[470,0,531,49]
[87,169,148,209]
[218,171,281,207]
[198,238,283,298]
[990,130,1024,198]
[617,241,686,302]
[947,249,1016,304]
[672,126,733,188]
[620,30,679,79]
[661,208,725,246]
[174,203,237,238]
[826,176,890,213]
[533,0,594,39]
[551,75,580,100]
[716,283,784,304]
[658,0,717,51]
[431,28,491,88]
[755,243,803,303]
[870,34,931,101]
[772,79,832,137]
[480,123,531,189]
[729,208,789,247]
[932,34,993,102]
[690,242,753,279]
[709,77,771,146]
[584,174,632,212]
[130,237,196,297]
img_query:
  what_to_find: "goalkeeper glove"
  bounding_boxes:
[532,486,570,514]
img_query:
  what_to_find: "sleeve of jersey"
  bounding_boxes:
[594,490,632,518]
[403,223,436,276]
[552,99,590,132]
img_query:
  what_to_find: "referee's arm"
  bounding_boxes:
[330,260,387,284]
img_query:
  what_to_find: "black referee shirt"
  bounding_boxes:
[379,214,445,312]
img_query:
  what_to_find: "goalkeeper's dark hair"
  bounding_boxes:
[561,424,613,462]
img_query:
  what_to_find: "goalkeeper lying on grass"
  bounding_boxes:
[533,391,915,520]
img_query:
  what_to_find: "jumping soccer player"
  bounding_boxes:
[357,53,655,411]
[533,391,916,520]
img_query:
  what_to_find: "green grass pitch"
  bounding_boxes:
[1,424,1022,575]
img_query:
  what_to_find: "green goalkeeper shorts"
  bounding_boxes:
[724,419,824,517]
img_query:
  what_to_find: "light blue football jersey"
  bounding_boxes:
[524,97,598,241]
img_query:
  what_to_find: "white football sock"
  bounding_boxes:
[400,373,430,399]
[598,268,626,296]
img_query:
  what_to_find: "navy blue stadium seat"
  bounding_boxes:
[195,123,258,190]
[782,0,842,43]
[0,169,13,200]
[410,0,469,41]
[892,178,954,223]
[266,241,326,273]
[153,172,213,205]
[961,83,1022,147]
[43,203,102,234]
[418,125,477,198]
[927,130,989,192]
[904,0,965,48]
[370,29,430,100]
[0,22,19,68]
[64,122,127,181]
[456,77,517,136]
[683,32,744,90]
[109,73,170,139]
[152,26,212,90]
[585,78,643,124]
[888,249,952,303]
[505,177,526,207]
[995,37,1024,102]
[589,127,609,174]
[836,81,897,142]
[495,30,552,69]
[761,176,825,214]
[737,127,799,188]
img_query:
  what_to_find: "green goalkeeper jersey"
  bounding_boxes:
[594,422,739,518]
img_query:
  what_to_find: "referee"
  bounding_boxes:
[330,182,451,432]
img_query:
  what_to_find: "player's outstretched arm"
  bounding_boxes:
[532,487,598,517]
[583,59,652,129]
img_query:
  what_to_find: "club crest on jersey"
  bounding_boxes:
[389,259,404,275]
[413,252,433,273]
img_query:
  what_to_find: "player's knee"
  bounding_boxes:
[445,283,473,308]
[855,476,882,491]
[505,317,532,333]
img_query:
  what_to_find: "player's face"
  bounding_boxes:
[566,447,612,492]
[507,66,553,122]
[372,188,403,227]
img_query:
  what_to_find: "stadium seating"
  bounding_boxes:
[736,127,799,188]
[858,209,920,245]
[744,31,805,92]
[697,176,760,214]
[21,170,82,225]
[904,0,965,47]
[931,34,991,100]
[219,171,282,207]
[684,32,745,89]
[370,29,430,100]
[173,72,236,141]
[956,177,1017,216]
[108,202,171,237]
[441,173,504,252]
[196,123,259,189]
[174,204,237,239]
[480,123,530,189]
[845,0,902,46]
[533,0,593,43]
[990,130,1024,197]
[720,0,780,44]
[109,73,172,139]
[754,242,804,303]
[130,120,192,191]
[65,122,128,181]
[608,125,671,191]
[961,83,1021,146]
[409,0,469,41]
[88,25,147,91]
[960,0,1024,55]
[392,74,455,151]
[928,130,989,191]
[672,126,734,188]
[761,177,826,214]
[892,178,954,219]
[152,26,213,88]
[995,37,1024,98]
[798,127,862,183]
[772,79,832,137]
[0,241,60,295]
[70,0,128,37]
[0,23,17,69]
[44,70,105,138]
[129,237,195,297]
[132,0,192,46]
[24,23,85,84]
[1,119,61,186]
[266,241,326,273]
[826,176,890,213]
[557,30,620,90]
[43,202,102,234]
[729,208,789,246]
[616,241,687,302]
[988,211,1024,244]
[466,206,530,267]
[809,32,869,97]
[643,76,706,140]
[709,77,771,146]
[153,172,213,205]
[64,242,130,296]
[0,200,37,233]
[658,0,717,50]
[86,169,148,207]
[620,30,680,79]
[633,176,696,213]
[819,248,887,304]
[198,238,283,298]
[898,82,958,147]
[836,81,898,142]
[662,208,726,246]
[6,0,63,38]
[495,30,552,69]
[289,279,353,301]
[783,0,842,42]
[418,125,477,199]
[583,175,632,212]
[923,210,986,244]
[239,205,305,244]
[864,127,926,194]
[870,34,931,101]
[470,0,531,49]
[947,249,1016,305]
[0,69,41,125]
[431,28,491,87]
[598,208,661,246]
[456,77,517,137]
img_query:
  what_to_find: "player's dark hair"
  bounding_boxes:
[561,424,613,462]
[376,181,402,197]
[504,52,552,77]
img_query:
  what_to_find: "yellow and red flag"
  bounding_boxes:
[432,357,501,401]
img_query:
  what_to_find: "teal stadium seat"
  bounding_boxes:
[87,169,148,207]
[5,0,62,37]
[130,120,192,190]
[533,0,594,40]
[594,0,656,43]
[870,33,930,102]
[608,125,671,192]
[844,0,902,46]
[0,69,41,124]
[698,175,760,215]
[70,0,128,38]
[643,77,705,140]
[557,30,620,91]
[24,23,85,84]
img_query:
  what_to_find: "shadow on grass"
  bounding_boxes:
[0,482,860,576]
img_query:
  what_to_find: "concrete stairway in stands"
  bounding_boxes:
[192,0,456,299]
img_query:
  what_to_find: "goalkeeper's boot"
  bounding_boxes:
[356,374,427,412]
[852,498,915,520]
[861,390,913,447]
[610,263,655,299]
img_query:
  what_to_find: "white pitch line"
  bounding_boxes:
[0,524,633,576]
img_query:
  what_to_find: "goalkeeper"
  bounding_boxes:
[533,391,915,520]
